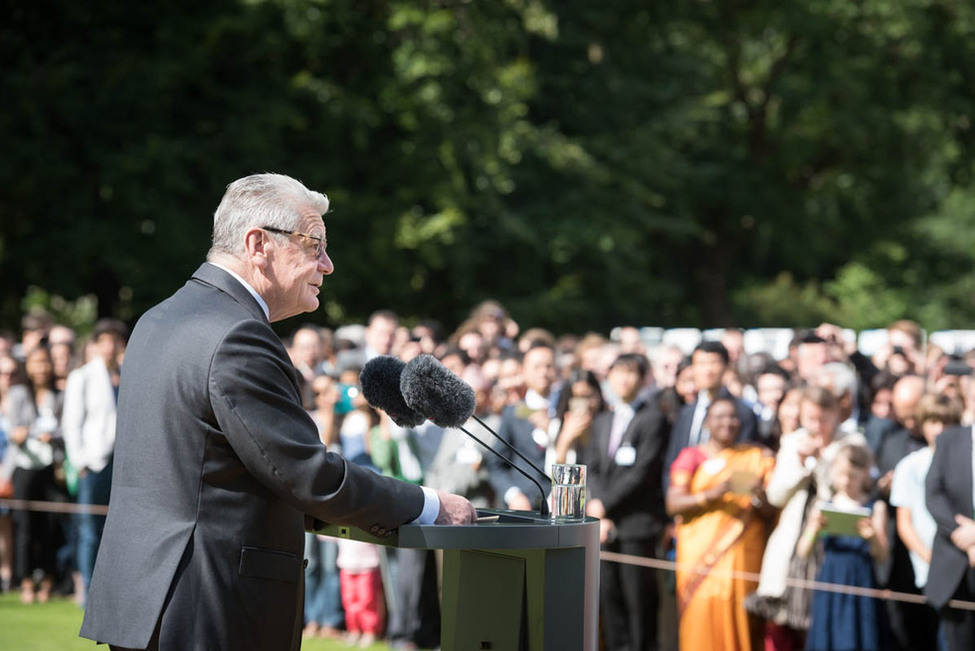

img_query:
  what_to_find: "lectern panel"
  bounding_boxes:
[442,550,527,651]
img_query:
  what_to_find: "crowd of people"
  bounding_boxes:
[3,300,975,650]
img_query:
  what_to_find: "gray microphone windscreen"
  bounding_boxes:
[400,354,476,428]
[359,356,426,428]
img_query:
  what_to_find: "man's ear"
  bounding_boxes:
[243,228,270,268]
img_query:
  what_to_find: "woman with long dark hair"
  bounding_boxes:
[549,368,606,469]
[6,345,63,603]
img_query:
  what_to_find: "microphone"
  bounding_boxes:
[359,356,426,428]
[399,354,476,429]
[401,354,551,516]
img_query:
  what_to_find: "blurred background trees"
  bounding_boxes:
[2,0,975,335]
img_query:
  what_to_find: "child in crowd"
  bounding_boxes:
[800,442,889,650]
[890,393,961,650]
[335,536,384,648]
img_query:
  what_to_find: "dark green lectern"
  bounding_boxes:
[314,509,599,651]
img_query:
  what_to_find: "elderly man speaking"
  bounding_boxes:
[81,174,476,651]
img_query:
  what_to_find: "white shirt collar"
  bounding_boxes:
[524,389,550,411]
[207,262,270,321]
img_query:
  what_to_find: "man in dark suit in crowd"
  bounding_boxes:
[585,353,670,651]
[926,424,975,649]
[487,342,558,511]
[80,173,476,651]
[663,341,757,491]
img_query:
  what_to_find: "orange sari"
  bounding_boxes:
[671,444,775,651]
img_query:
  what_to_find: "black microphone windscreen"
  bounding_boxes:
[400,354,476,428]
[359,356,426,428]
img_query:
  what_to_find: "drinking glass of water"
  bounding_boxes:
[550,463,586,521]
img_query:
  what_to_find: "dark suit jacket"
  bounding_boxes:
[81,264,423,650]
[662,388,758,493]
[925,424,975,610]
[585,399,670,542]
[876,427,927,476]
[487,404,549,508]
[864,415,899,457]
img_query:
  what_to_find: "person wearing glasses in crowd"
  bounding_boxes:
[80,173,476,651]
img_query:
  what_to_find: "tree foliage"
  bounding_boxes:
[2,0,975,336]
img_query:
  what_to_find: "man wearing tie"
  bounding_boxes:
[80,173,476,651]
[586,353,670,651]
[663,341,758,492]
[487,342,559,511]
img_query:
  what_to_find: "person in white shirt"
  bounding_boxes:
[61,318,128,607]
[892,394,962,589]
[891,392,962,650]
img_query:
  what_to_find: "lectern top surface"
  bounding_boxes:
[312,509,598,550]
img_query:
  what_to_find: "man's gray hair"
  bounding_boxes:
[817,361,857,399]
[207,173,329,258]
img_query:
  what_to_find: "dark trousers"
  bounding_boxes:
[884,540,940,651]
[12,465,59,581]
[943,568,975,651]
[77,459,113,600]
[600,536,659,651]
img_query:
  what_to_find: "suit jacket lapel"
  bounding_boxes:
[961,426,975,518]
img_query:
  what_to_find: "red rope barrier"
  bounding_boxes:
[0,498,108,516]
[3,499,973,613]
[599,549,975,612]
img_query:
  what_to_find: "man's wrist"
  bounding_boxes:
[410,486,441,525]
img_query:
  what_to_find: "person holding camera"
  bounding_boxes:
[548,368,605,469]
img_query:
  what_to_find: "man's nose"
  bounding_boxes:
[318,252,334,275]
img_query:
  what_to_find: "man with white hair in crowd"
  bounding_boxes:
[814,361,867,435]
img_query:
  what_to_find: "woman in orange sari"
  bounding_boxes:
[666,396,777,651]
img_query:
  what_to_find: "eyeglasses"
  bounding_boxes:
[261,227,328,259]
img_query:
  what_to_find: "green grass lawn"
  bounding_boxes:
[0,592,392,651]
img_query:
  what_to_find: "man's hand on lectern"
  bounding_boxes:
[435,490,478,525]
